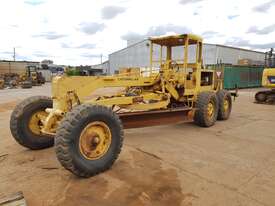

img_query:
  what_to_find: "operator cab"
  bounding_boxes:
[149,34,216,92]
[149,34,202,68]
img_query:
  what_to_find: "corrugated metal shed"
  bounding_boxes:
[37,69,52,82]
[108,39,265,74]
[91,61,109,74]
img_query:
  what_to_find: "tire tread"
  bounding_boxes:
[55,104,124,177]
[10,96,53,150]
[194,92,218,127]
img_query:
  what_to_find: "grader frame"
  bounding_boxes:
[10,34,232,177]
[43,34,218,134]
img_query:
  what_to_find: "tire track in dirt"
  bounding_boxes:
[53,149,198,206]
[0,101,18,113]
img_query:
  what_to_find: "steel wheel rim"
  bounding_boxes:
[207,101,215,118]
[79,121,112,160]
[28,111,47,135]
[223,98,229,112]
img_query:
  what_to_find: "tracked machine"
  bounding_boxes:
[20,65,45,88]
[10,34,234,177]
[255,48,275,104]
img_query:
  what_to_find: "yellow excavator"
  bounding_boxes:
[255,48,275,104]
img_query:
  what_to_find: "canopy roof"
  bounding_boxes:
[149,34,202,46]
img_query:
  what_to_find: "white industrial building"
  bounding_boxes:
[91,61,109,74]
[106,39,265,74]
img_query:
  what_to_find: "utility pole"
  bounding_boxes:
[13,48,16,61]
[100,54,103,64]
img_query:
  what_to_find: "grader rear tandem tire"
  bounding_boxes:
[217,90,232,120]
[194,92,218,127]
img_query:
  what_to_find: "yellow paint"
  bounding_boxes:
[207,102,214,118]
[79,121,112,160]
[37,33,222,135]
[28,111,48,135]
[121,99,170,111]
[223,99,229,111]
[262,68,275,89]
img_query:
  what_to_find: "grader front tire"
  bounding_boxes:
[55,104,124,178]
[9,96,54,150]
[194,92,218,127]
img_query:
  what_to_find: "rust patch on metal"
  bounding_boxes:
[118,107,193,129]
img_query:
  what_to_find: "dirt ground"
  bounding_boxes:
[0,84,274,206]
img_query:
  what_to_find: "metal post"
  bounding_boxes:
[150,43,153,74]
[166,46,171,61]
[183,38,189,90]
[196,42,199,63]
[184,38,188,70]
[160,45,163,66]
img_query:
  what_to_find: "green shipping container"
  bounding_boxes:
[223,66,264,89]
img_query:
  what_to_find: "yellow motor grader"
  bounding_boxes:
[10,34,234,177]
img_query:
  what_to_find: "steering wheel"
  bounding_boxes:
[170,60,180,71]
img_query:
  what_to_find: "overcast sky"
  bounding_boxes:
[0,0,274,65]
